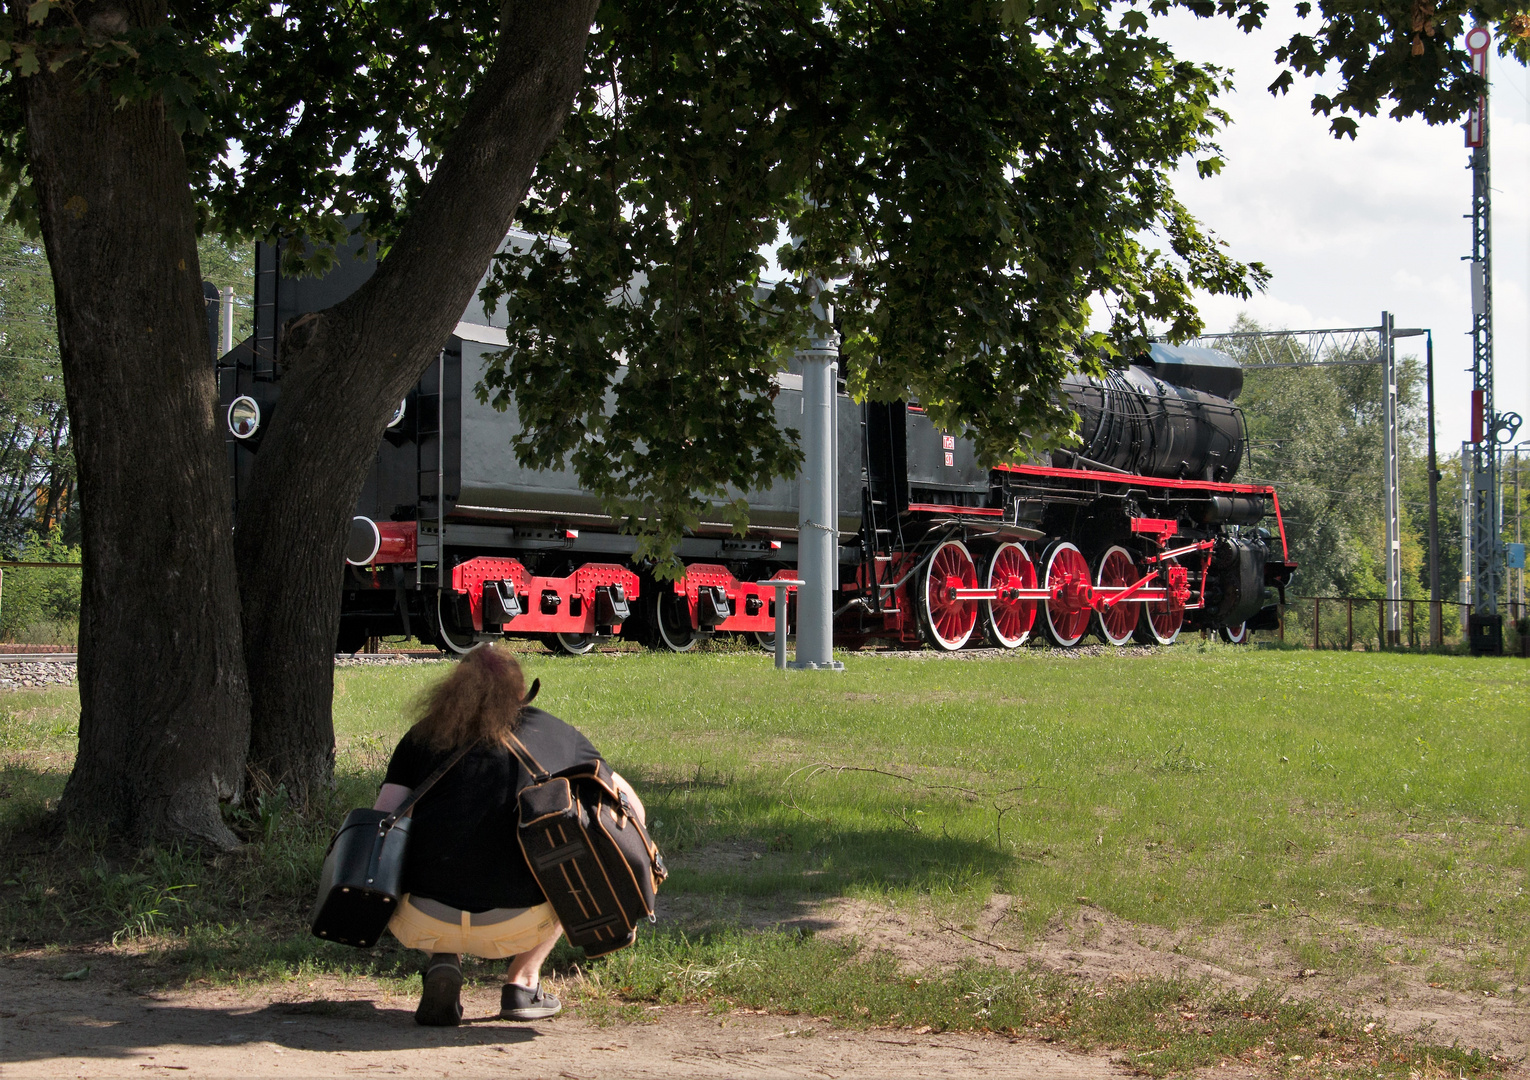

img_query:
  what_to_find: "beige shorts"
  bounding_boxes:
[387,894,561,958]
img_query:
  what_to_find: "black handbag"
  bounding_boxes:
[507,725,667,958]
[310,739,478,948]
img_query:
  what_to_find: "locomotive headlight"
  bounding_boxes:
[387,399,407,429]
[227,396,260,440]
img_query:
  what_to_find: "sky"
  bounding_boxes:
[1149,7,1529,454]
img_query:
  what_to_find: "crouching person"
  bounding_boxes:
[372,644,646,1026]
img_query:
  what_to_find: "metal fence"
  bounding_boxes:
[1281,595,1528,652]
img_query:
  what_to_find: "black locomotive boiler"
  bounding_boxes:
[219,236,1294,655]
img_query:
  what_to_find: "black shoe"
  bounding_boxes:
[416,955,463,1027]
[500,982,561,1021]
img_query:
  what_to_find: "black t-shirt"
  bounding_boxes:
[382,706,603,912]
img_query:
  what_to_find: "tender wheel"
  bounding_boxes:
[1040,541,1092,648]
[983,542,1036,649]
[435,591,478,655]
[1135,559,1184,646]
[1218,622,1249,644]
[544,632,597,656]
[918,539,979,651]
[1093,546,1140,647]
[652,589,698,653]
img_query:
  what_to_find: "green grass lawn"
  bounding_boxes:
[1,643,1525,1074]
[332,644,1528,959]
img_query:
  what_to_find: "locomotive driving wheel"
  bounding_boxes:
[1093,546,1140,647]
[1135,558,1185,646]
[918,539,979,651]
[983,542,1037,649]
[1218,622,1249,644]
[1040,541,1093,647]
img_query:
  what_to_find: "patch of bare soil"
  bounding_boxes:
[655,875,1527,1069]
[0,950,1123,1079]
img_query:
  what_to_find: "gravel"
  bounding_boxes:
[0,661,78,689]
[334,652,451,667]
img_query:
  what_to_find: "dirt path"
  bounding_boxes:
[0,960,1123,1079]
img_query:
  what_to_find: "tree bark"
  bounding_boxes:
[22,4,250,844]
[236,0,598,804]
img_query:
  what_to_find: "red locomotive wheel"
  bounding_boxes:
[1218,622,1249,644]
[1136,558,1184,646]
[984,542,1037,649]
[1041,541,1092,647]
[1093,546,1140,646]
[919,540,979,651]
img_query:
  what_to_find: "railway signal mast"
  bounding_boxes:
[1464,26,1523,653]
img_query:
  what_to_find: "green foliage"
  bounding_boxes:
[482,0,1268,570]
[0,223,69,546]
[0,526,79,643]
[1249,2,1530,140]
[0,224,249,552]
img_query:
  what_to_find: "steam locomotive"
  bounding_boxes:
[219,235,1294,655]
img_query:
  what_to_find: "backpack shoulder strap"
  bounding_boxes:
[381,739,478,831]
[505,729,552,785]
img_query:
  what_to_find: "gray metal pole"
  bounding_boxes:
[1425,331,1442,647]
[220,285,235,357]
[1382,312,1402,644]
[791,333,843,670]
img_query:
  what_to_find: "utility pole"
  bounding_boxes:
[1461,441,1473,627]
[1463,26,1524,652]
[1426,331,1442,646]
[1381,313,1401,644]
[1395,326,1439,646]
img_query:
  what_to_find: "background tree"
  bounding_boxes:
[1216,318,1448,640]
[0,223,69,550]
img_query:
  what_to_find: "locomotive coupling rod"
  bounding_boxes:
[1145,539,1215,563]
[952,587,1051,601]
[1095,571,1161,608]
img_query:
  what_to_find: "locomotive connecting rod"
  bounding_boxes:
[1094,571,1162,608]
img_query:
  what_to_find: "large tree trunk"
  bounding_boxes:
[23,10,250,845]
[237,0,598,804]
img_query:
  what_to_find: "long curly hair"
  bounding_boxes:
[410,644,528,751]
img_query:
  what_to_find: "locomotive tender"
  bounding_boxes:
[219,234,1294,656]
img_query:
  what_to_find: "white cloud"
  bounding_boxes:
[1145,7,1529,453]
